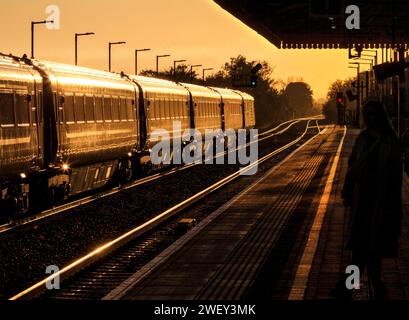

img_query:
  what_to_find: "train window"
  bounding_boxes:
[119,98,128,121]
[126,99,134,121]
[180,102,185,118]
[150,104,155,120]
[171,102,175,119]
[15,94,30,125]
[64,95,75,123]
[168,99,174,119]
[170,101,175,119]
[103,97,112,121]
[74,95,85,123]
[84,96,95,122]
[166,99,171,119]
[157,101,162,120]
[157,100,162,120]
[0,92,15,125]
[95,96,103,122]
[157,100,161,120]
[165,100,170,119]
[30,94,37,126]
[151,100,157,120]
[160,99,165,120]
[111,97,120,121]
[178,101,183,119]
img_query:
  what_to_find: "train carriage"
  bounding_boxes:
[36,61,140,195]
[210,87,244,131]
[130,76,191,164]
[180,82,223,134]
[234,90,256,129]
[0,55,43,211]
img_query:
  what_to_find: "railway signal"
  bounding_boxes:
[336,92,344,107]
[232,63,262,88]
[336,92,346,125]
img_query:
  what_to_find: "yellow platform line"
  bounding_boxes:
[288,125,347,300]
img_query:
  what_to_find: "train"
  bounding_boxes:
[0,53,255,218]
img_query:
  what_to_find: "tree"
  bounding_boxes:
[326,78,355,100]
[205,55,285,127]
[280,82,314,118]
[140,64,201,83]
[323,78,355,122]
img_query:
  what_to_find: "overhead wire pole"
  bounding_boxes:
[190,64,202,82]
[173,59,186,82]
[156,54,170,76]
[135,48,151,75]
[202,68,214,85]
[75,32,95,66]
[349,62,361,126]
[354,60,373,101]
[109,41,126,72]
[31,20,54,59]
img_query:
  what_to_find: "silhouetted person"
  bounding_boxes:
[336,100,402,300]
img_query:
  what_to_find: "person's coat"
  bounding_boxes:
[342,129,402,258]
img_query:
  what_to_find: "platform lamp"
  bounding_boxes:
[31,20,54,59]
[109,41,126,72]
[75,32,95,66]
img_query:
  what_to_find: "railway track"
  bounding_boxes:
[10,119,323,300]
[0,116,321,235]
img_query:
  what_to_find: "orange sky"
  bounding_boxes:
[0,0,369,99]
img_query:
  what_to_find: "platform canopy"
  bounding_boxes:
[214,0,409,49]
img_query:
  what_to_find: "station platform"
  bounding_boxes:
[104,126,409,300]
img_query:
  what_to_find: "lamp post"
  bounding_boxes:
[75,32,95,66]
[156,54,170,75]
[190,64,202,82]
[135,48,151,75]
[173,59,186,82]
[202,68,214,85]
[109,41,126,72]
[31,20,54,58]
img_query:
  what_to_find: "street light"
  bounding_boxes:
[31,20,54,58]
[190,64,202,82]
[135,48,151,75]
[156,54,170,75]
[202,68,214,85]
[173,59,186,82]
[75,32,95,66]
[109,41,126,72]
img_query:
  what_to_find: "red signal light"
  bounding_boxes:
[337,98,343,103]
